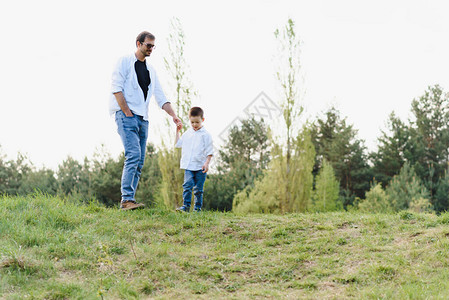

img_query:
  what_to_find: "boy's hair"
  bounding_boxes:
[136,31,155,46]
[189,107,204,118]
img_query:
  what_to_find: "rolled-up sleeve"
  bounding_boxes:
[204,133,214,156]
[152,68,170,108]
[111,57,126,94]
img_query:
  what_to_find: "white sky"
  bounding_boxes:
[1,0,448,169]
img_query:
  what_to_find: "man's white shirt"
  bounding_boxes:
[175,127,214,171]
[110,53,169,120]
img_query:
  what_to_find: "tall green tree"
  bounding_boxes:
[158,17,196,209]
[163,17,196,128]
[311,107,372,207]
[273,18,304,210]
[233,18,316,213]
[371,112,410,186]
[370,85,449,211]
[408,85,449,208]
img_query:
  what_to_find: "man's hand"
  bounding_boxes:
[173,116,183,130]
[202,162,209,173]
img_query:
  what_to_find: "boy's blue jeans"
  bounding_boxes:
[182,170,207,209]
[115,110,148,203]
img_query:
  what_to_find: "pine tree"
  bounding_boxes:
[311,107,372,207]
[204,117,270,211]
[408,85,449,209]
[371,112,410,187]
[435,170,449,212]
[358,183,393,213]
[385,162,431,211]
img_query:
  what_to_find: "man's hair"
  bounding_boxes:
[189,107,204,118]
[136,31,155,46]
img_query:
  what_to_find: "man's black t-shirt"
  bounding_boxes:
[134,60,151,100]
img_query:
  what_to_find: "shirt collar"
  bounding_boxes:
[192,126,205,133]
[132,53,149,65]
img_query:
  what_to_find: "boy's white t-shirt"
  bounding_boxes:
[175,127,214,171]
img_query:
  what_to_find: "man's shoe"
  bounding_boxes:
[176,206,190,213]
[193,207,202,212]
[120,201,145,211]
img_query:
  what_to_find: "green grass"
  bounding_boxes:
[2,194,449,299]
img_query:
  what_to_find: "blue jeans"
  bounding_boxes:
[182,170,207,209]
[115,110,149,202]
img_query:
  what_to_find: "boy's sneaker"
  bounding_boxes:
[120,201,145,211]
[193,207,202,212]
[176,206,190,213]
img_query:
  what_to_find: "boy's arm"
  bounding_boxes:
[202,155,213,173]
[175,124,182,147]
[202,134,214,173]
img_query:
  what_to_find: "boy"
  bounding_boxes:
[175,107,213,212]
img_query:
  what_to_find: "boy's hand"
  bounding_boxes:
[173,116,183,130]
[202,163,209,173]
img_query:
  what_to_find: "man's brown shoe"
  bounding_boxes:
[120,201,145,211]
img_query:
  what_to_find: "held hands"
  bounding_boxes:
[173,116,183,131]
[202,162,209,173]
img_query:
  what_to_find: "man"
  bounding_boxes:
[110,31,182,210]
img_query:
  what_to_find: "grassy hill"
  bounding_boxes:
[2,194,449,299]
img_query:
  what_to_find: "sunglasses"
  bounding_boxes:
[142,43,156,49]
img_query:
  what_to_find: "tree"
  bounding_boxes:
[204,117,270,211]
[233,18,315,213]
[311,160,341,212]
[18,168,58,196]
[311,107,372,207]
[0,151,32,195]
[57,156,90,197]
[408,85,449,208]
[158,17,197,209]
[89,148,123,207]
[371,112,410,186]
[163,17,196,128]
[135,144,162,206]
[0,148,56,196]
[370,85,449,212]
[385,162,431,212]
[274,18,304,210]
[233,127,315,213]
[358,183,393,213]
[435,170,449,213]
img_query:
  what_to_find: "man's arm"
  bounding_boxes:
[113,92,133,117]
[162,102,183,128]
